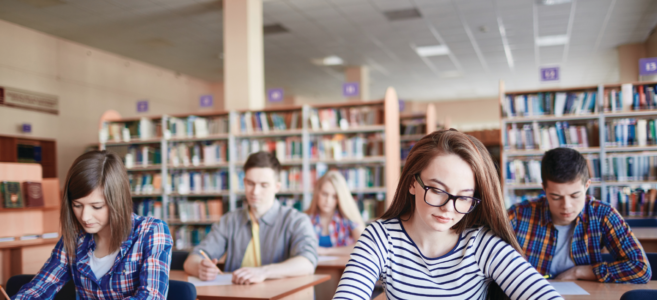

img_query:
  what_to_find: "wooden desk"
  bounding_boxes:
[633,228,657,252]
[314,256,350,300]
[370,281,657,300]
[170,271,329,300]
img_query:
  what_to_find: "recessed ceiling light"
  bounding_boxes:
[535,35,569,47]
[415,45,450,57]
[538,0,572,5]
[312,55,344,66]
[383,8,422,21]
[263,24,289,35]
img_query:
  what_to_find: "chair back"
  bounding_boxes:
[171,251,190,271]
[167,279,197,300]
[6,275,76,299]
[620,289,657,300]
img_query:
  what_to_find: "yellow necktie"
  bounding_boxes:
[241,210,261,268]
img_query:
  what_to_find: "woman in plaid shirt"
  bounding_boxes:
[12,151,173,299]
[305,171,366,256]
[508,147,651,283]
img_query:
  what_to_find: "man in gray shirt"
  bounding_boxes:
[183,151,318,284]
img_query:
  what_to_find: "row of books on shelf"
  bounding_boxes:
[502,84,657,118]
[505,122,596,150]
[308,106,382,130]
[605,84,657,112]
[129,173,162,194]
[169,199,223,222]
[170,171,229,195]
[503,91,598,117]
[237,138,302,162]
[133,199,163,219]
[400,120,426,136]
[233,168,303,191]
[0,181,44,208]
[336,166,383,191]
[101,117,161,142]
[169,141,227,167]
[125,146,161,168]
[167,115,229,138]
[506,157,601,185]
[0,232,59,243]
[309,133,383,160]
[604,118,657,147]
[603,155,657,182]
[607,187,657,217]
[173,225,211,250]
[237,111,300,134]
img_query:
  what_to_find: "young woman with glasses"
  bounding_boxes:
[333,130,562,300]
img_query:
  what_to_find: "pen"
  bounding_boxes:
[199,250,222,273]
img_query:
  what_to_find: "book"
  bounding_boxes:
[23,181,44,207]
[1,181,24,208]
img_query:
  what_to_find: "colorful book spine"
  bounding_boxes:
[502,91,596,117]
[504,121,596,150]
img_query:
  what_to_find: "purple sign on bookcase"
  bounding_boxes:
[137,100,149,113]
[639,58,657,76]
[200,95,213,107]
[22,123,31,133]
[540,67,559,81]
[399,100,405,112]
[267,88,284,102]
[343,82,359,97]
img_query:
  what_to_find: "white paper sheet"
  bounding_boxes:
[187,274,233,287]
[318,256,340,262]
[549,282,589,295]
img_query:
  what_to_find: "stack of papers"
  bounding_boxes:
[187,275,233,287]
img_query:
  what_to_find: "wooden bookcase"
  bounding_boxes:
[0,135,57,178]
[0,163,61,286]
[98,87,401,250]
[499,80,657,215]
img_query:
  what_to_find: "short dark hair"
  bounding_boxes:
[244,151,281,174]
[541,147,589,187]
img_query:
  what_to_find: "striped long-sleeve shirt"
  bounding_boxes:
[333,218,563,300]
[508,196,651,283]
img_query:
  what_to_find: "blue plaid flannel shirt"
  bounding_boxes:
[12,214,173,300]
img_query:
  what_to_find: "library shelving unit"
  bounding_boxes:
[500,80,657,217]
[400,103,439,166]
[98,87,401,250]
[0,135,57,178]
[0,163,61,284]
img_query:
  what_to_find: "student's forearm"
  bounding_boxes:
[183,254,203,277]
[575,265,596,281]
[262,256,315,279]
[319,245,355,256]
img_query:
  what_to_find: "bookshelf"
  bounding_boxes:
[0,135,57,178]
[500,80,657,216]
[0,163,61,284]
[98,87,401,249]
[400,103,442,165]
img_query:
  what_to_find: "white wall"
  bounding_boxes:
[0,19,222,182]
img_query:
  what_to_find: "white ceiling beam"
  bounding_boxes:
[561,0,577,64]
[451,0,489,72]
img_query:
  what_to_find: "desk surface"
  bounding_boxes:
[170,271,330,300]
[371,281,657,300]
[633,227,657,240]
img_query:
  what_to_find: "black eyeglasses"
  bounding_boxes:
[414,174,481,214]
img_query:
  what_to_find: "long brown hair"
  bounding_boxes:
[61,150,133,261]
[305,171,365,228]
[381,129,522,254]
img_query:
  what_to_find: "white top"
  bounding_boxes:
[550,223,576,276]
[333,218,564,300]
[89,249,120,280]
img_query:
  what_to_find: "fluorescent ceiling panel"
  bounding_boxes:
[415,45,450,57]
[535,34,569,46]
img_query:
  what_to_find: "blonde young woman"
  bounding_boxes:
[306,171,365,256]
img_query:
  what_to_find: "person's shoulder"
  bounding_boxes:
[508,197,545,213]
[133,214,170,235]
[586,198,619,219]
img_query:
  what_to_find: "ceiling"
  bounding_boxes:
[0,0,656,101]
